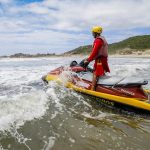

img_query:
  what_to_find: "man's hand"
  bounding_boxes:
[84,59,89,65]
[83,59,89,68]
[79,58,89,68]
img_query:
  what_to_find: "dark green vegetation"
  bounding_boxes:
[64,35,150,55]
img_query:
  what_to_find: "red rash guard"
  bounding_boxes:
[87,38,103,62]
[87,38,110,76]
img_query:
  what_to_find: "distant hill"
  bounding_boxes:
[1,53,56,58]
[64,35,150,55]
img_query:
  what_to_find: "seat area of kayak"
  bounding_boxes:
[78,72,148,87]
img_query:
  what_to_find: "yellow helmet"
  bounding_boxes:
[92,26,103,34]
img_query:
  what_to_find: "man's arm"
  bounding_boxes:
[87,39,103,62]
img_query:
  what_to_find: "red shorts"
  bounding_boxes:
[101,57,110,73]
[94,61,104,76]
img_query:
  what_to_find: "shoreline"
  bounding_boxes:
[109,54,150,58]
[60,53,150,58]
[0,54,150,59]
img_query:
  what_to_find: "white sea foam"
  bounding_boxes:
[0,57,61,62]
[0,58,59,131]
[81,112,114,120]
[46,84,63,112]
[111,64,150,77]
[0,90,48,131]
[43,136,56,150]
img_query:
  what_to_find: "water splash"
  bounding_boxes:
[0,90,48,131]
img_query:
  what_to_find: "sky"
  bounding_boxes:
[0,0,150,55]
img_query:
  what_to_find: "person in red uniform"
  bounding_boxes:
[84,26,110,90]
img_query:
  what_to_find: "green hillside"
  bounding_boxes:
[64,45,92,55]
[64,35,150,55]
[109,35,150,54]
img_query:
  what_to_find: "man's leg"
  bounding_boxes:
[91,74,99,91]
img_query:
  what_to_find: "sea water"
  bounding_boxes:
[0,56,150,150]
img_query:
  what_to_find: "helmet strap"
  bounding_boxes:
[93,32,100,38]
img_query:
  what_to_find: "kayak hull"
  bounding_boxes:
[44,74,150,114]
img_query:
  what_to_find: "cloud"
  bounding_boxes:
[0,0,13,4]
[0,0,150,55]
[0,29,90,55]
